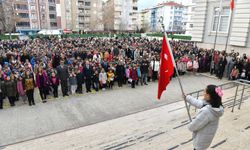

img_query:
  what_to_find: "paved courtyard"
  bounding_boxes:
[0,74,228,148]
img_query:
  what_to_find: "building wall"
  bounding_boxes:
[104,0,138,31]
[192,0,250,53]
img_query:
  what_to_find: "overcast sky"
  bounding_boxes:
[138,0,190,10]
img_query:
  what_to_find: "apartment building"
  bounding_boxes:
[191,0,250,53]
[103,0,138,31]
[0,0,61,34]
[137,9,151,32]
[60,0,103,32]
[149,2,186,32]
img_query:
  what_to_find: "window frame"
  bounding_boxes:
[211,6,231,34]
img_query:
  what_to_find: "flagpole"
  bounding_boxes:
[159,17,192,122]
[225,1,234,52]
[210,0,223,73]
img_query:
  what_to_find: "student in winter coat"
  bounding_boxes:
[76,69,83,94]
[217,56,227,79]
[23,70,36,106]
[68,71,77,94]
[185,85,224,150]
[136,65,142,85]
[50,72,59,98]
[36,67,50,103]
[230,66,239,80]
[17,76,27,104]
[99,68,107,90]
[140,58,149,85]
[193,58,199,74]
[116,62,125,87]
[151,58,159,81]
[130,66,138,88]
[83,61,94,93]
[3,75,17,107]
[107,69,115,89]
[92,70,99,92]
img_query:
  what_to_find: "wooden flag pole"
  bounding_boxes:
[159,17,192,122]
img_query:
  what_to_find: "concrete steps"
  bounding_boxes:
[3,86,250,150]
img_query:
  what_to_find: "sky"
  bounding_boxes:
[138,0,190,10]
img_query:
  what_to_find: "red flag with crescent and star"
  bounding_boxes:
[230,0,234,10]
[157,36,174,100]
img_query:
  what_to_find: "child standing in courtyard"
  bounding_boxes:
[184,85,224,150]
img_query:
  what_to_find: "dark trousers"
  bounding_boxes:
[52,85,58,97]
[117,76,123,87]
[85,79,91,92]
[76,83,82,93]
[131,80,135,88]
[26,89,35,105]
[93,82,99,91]
[0,93,3,109]
[8,96,16,107]
[61,80,68,96]
[39,87,47,100]
[108,81,113,89]
[152,71,158,81]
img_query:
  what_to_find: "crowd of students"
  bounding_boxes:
[0,37,249,109]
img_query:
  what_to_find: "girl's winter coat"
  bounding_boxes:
[36,72,50,88]
[130,69,138,81]
[186,95,224,150]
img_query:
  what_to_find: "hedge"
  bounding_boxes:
[0,34,18,40]
[147,33,192,40]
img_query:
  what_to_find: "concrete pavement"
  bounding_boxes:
[0,74,226,147]
[2,85,250,150]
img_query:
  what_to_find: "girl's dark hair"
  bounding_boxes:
[206,85,222,108]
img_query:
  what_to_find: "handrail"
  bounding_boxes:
[187,80,250,113]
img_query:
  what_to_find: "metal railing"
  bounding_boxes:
[187,79,250,113]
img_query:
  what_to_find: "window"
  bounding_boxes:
[50,22,57,27]
[212,7,230,32]
[190,24,193,28]
[171,6,173,9]
[133,7,138,10]
[48,0,55,3]
[16,22,30,27]
[49,6,56,11]
[85,2,91,6]
[17,13,29,18]
[31,13,36,19]
[30,5,36,10]
[15,4,28,10]
[40,5,45,10]
[42,14,45,20]
[49,14,56,19]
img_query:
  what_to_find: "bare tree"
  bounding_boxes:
[0,0,18,39]
[103,1,114,33]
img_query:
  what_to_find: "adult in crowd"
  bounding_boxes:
[83,61,93,93]
[3,75,17,107]
[57,60,69,97]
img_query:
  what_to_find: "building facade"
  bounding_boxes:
[138,1,187,33]
[60,0,103,32]
[0,0,62,34]
[104,0,138,31]
[185,1,195,35]
[191,0,250,53]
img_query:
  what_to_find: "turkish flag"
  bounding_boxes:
[157,36,174,100]
[230,0,234,10]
